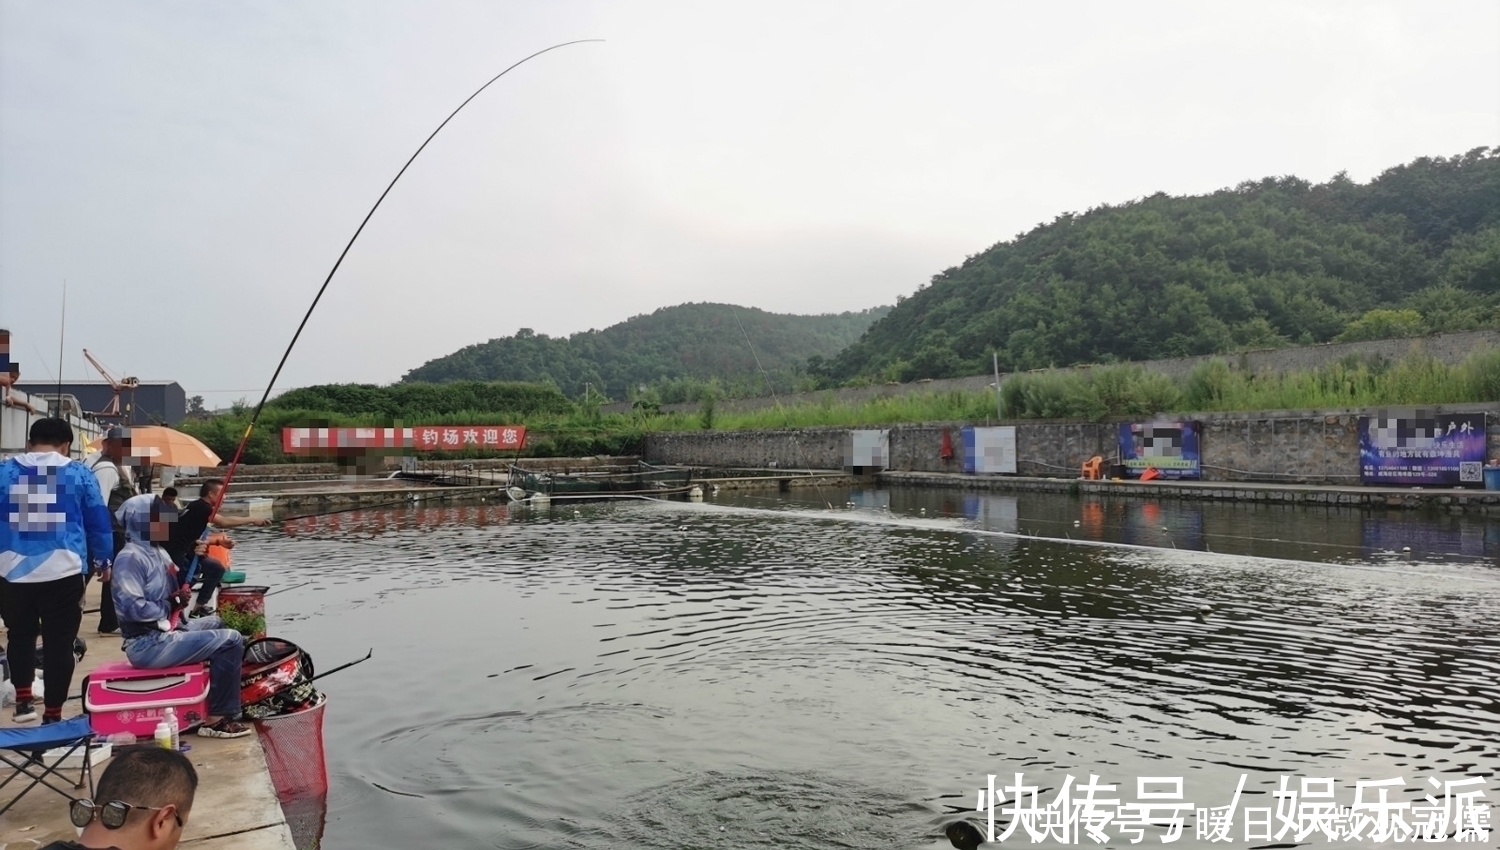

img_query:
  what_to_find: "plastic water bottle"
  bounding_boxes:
[164,708,179,751]
[154,721,173,750]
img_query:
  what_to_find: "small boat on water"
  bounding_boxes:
[507,460,694,498]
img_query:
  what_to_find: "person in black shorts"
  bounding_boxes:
[163,479,268,617]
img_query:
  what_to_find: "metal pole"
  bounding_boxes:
[993,352,1003,421]
[55,282,66,406]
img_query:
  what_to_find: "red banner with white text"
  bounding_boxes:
[411,425,526,452]
[282,426,526,455]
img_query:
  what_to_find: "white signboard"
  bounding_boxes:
[965,426,1017,474]
[847,429,890,469]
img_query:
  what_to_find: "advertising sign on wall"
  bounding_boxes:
[1358,412,1486,487]
[1118,421,1202,480]
[846,429,890,469]
[960,426,1018,474]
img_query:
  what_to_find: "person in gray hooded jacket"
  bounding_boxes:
[110,494,251,739]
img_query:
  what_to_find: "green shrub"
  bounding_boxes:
[218,605,265,638]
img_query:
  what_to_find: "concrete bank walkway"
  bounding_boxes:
[880,470,1500,515]
[1,581,295,849]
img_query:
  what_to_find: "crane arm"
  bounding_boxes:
[83,349,123,390]
[83,349,138,390]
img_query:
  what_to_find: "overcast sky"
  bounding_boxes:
[2,1,1497,407]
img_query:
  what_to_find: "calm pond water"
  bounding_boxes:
[233,487,1500,849]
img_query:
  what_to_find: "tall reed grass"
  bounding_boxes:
[636,347,1499,430]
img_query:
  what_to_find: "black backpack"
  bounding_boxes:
[87,458,136,556]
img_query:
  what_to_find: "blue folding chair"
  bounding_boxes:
[0,716,97,817]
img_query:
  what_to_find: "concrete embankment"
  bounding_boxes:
[878,471,1500,515]
[0,582,295,849]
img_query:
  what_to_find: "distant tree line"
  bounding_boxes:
[400,303,889,400]
[267,381,575,419]
[822,148,1500,384]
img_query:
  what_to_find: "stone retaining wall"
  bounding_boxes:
[645,403,1500,485]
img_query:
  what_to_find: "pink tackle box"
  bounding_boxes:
[84,661,210,738]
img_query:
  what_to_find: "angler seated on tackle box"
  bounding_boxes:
[110,494,252,739]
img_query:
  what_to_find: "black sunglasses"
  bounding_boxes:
[69,797,183,830]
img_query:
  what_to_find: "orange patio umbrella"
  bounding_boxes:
[89,425,222,468]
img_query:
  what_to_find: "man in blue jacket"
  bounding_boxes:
[0,417,114,723]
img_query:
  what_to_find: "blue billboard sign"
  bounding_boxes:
[1118,421,1202,480]
[1359,412,1487,487]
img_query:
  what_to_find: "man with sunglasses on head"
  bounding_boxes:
[41,746,197,850]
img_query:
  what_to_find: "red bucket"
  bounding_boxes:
[218,585,269,640]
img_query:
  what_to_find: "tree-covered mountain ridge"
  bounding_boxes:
[402,302,890,400]
[823,147,1500,384]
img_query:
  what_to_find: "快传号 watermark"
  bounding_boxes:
[968,773,1492,844]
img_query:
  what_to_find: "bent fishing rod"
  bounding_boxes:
[178,38,603,593]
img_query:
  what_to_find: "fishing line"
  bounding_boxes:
[209,38,604,517]
[173,39,602,594]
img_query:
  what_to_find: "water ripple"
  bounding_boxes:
[239,488,1500,849]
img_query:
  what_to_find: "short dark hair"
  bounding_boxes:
[199,478,224,498]
[28,417,74,448]
[93,746,199,816]
[151,496,180,523]
[163,487,179,500]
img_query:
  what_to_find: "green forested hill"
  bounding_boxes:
[402,303,889,400]
[824,148,1500,383]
